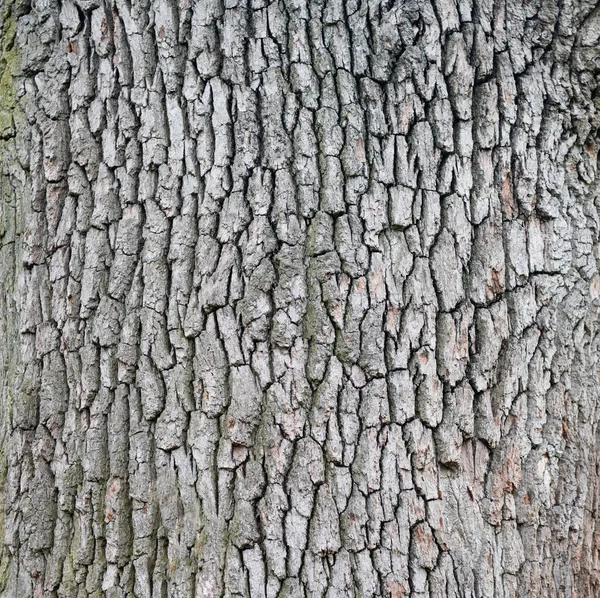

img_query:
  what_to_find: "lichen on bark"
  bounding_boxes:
[0,3,23,593]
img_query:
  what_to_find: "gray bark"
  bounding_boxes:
[1,0,600,596]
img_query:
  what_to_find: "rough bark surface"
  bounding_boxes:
[1,0,600,596]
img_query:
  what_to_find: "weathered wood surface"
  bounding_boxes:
[0,0,599,596]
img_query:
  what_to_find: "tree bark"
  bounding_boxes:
[1,0,600,596]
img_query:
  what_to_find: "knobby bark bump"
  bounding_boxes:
[0,0,599,596]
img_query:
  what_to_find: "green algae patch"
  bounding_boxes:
[0,12,20,139]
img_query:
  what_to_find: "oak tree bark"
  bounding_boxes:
[1,0,600,596]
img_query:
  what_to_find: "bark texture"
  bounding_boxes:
[1,0,600,596]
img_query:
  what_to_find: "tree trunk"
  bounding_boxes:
[1,0,600,595]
